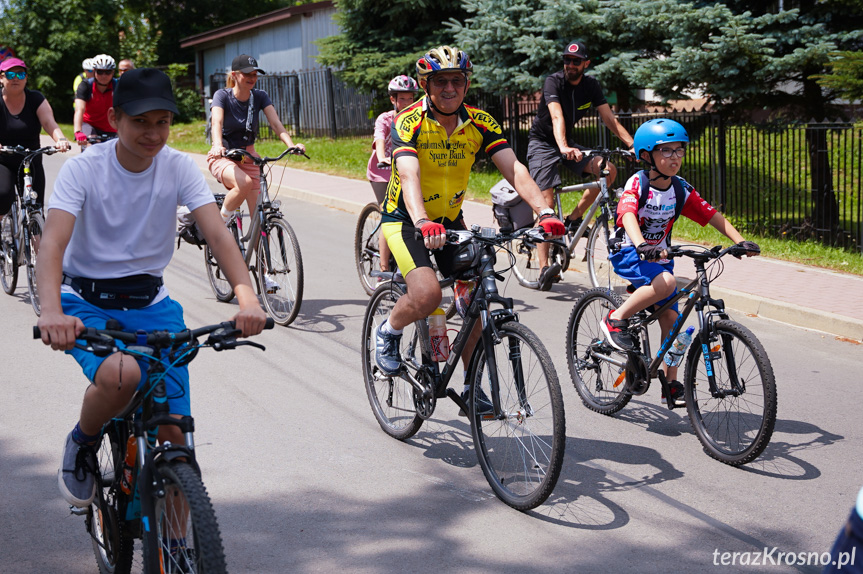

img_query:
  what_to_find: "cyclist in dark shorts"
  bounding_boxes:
[527,40,634,291]
[374,45,564,400]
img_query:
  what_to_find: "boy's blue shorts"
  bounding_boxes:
[610,246,679,314]
[62,294,191,416]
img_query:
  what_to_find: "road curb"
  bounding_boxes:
[277,183,863,343]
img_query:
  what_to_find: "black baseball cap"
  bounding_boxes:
[113,68,178,115]
[231,54,266,74]
[562,41,590,60]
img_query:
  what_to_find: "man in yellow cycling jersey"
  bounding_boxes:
[375,45,565,405]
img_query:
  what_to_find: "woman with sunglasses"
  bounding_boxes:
[207,54,304,223]
[0,57,70,216]
[73,53,118,149]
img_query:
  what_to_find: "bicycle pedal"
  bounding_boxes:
[69,505,88,516]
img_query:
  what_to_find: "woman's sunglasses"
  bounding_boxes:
[3,71,27,80]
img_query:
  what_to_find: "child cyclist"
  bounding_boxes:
[366,75,419,275]
[35,68,268,508]
[601,118,759,405]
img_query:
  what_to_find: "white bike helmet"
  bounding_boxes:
[91,54,115,70]
[82,58,94,71]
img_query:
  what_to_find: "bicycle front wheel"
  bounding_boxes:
[586,220,628,295]
[91,423,134,574]
[258,218,304,326]
[361,283,424,440]
[0,213,18,295]
[684,320,777,466]
[149,461,227,574]
[355,202,385,296]
[204,244,235,302]
[25,212,43,316]
[566,287,632,414]
[469,321,565,511]
[508,237,541,289]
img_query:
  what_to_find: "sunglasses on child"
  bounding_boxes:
[3,70,26,80]
[94,69,114,76]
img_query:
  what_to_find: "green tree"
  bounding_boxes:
[316,0,470,105]
[815,51,863,103]
[453,0,863,231]
[118,11,160,67]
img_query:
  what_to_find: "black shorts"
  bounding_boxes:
[527,138,591,191]
[381,218,466,278]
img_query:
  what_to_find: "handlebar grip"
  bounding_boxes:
[264,317,275,330]
[33,326,41,339]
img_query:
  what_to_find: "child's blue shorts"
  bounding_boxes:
[610,246,679,314]
[62,293,191,416]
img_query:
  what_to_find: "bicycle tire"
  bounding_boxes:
[566,287,633,414]
[91,424,134,574]
[355,202,386,296]
[25,212,43,316]
[204,244,235,303]
[257,217,304,326]
[469,321,566,511]
[0,213,18,294]
[148,461,227,574]
[586,217,628,295]
[508,236,541,289]
[684,319,777,466]
[361,282,424,440]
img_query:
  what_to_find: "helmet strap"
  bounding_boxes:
[644,150,674,181]
[428,97,459,117]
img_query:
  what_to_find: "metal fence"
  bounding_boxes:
[208,70,862,250]
[209,68,374,138]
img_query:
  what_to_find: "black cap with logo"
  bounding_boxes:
[562,41,590,60]
[113,68,178,115]
[231,54,266,75]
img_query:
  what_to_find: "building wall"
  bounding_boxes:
[199,6,338,96]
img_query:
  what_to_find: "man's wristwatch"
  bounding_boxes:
[538,208,555,218]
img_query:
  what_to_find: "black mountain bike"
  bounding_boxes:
[0,145,60,315]
[565,244,777,465]
[205,147,306,326]
[36,318,274,573]
[361,225,565,510]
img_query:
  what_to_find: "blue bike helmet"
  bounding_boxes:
[633,118,689,158]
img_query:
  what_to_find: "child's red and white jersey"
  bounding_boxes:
[615,173,717,250]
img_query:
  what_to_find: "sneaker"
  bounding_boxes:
[661,380,685,405]
[58,432,96,508]
[459,386,494,417]
[537,262,561,292]
[601,310,638,352]
[564,216,589,238]
[264,274,279,294]
[374,323,402,376]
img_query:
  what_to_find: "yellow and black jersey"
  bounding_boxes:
[382,97,510,224]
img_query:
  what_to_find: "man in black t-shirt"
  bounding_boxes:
[527,41,634,290]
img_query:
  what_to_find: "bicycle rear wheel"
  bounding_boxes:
[1,213,18,294]
[355,202,388,296]
[469,321,565,511]
[257,217,304,326]
[684,320,777,466]
[361,283,424,440]
[91,423,134,574]
[586,219,628,295]
[148,461,227,574]
[566,287,632,414]
[25,212,43,316]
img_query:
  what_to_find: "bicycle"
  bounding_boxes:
[565,243,777,465]
[0,145,60,315]
[361,225,566,510]
[204,147,306,326]
[34,317,275,574]
[507,148,633,294]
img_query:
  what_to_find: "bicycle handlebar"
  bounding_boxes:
[659,243,760,262]
[33,318,275,348]
[0,145,61,158]
[224,146,310,163]
[85,133,117,144]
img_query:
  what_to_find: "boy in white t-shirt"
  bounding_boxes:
[601,118,760,405]
[36,68,268,508]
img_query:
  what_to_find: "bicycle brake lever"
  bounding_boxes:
[212,339,266,352]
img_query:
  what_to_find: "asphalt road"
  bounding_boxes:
[0,149,860,573]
